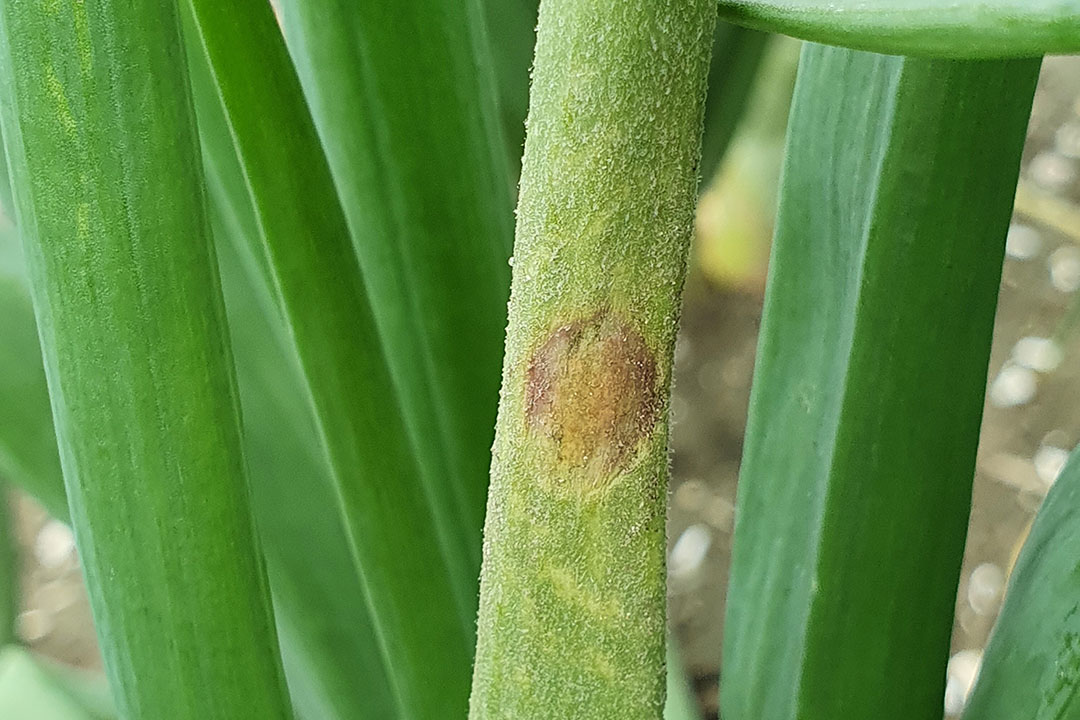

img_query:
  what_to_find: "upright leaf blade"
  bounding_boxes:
[717,1,1080,57]
[722,45,1039,720]
[197,90,397,717]
[0,31,400,719]
[276,0,515,591]
[182,1,473,714]
[0,2,292,718]
[963,446,1080,719]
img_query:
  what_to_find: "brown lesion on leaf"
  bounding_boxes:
[525,309,662,480]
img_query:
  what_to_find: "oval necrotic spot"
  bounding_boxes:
[525,310,660,476]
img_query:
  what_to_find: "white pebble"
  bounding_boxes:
[1005,223,1042,261]
[669,524,711,580]
[704,495,735,533]
[1028,151,1077,192]
[1033,444,1070,487]
[988,365,1037,408]
[944,649,982,716]
[673,480,709,513]
[1012,336,1063,373]
[34,520,75,570]
[967,563,1006,616]
[1049,245,1080,293]
[1056,120,1080,159]
[16,609,53,643]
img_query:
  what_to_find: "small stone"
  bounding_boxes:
[34,519,75,571]
[1028,151,1077,192]
[1012,336,1063,373]
[1056,120,1080,159]
[1005,223,1042,261]
[16,609,53,643]
[669,524,711,580]
[673,480,709,513]
[1033,444,1070,487]
[704,494,735,533]
[944,649,982,716]
[988,365,1037,408]
[1049,245,1080,293]
[967,563,1006,616]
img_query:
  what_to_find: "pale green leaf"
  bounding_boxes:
[0,646,115,720]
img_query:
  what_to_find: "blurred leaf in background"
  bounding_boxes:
[694,37,800,294]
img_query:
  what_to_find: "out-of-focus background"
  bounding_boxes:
[5,41,1080,720]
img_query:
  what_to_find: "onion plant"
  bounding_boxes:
[0,0,1076,719]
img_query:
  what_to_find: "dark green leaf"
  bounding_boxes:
[722,45,1039,720]
[699,22,769,184]
[183,1,473,714]
[276,2,515,617]
[483,0,539,173]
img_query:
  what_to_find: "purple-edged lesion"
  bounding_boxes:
[524,309,661,481]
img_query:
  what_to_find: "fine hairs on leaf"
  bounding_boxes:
[470,0,717,716]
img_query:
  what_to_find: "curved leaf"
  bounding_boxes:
[718,1,1080,58]
[963,445,1080,720]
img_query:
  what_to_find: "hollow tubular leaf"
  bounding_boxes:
[0,2,293,718]
[275,0,515,602]
[963,445,1080,720]
[721,45,1039,720]
[182,1,473,714]
[718,1,1080,58]
[470,0,717,717]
